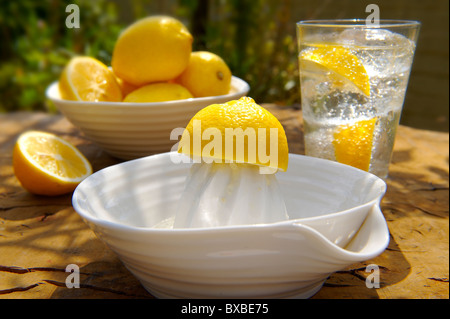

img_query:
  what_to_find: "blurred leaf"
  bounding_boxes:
[0,0,124,112]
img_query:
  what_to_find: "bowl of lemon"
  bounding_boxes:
[47,15,250,160]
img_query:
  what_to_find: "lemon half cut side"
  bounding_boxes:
[59,56,123,102]
[13,131,93,196]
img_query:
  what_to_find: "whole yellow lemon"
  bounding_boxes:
[176,51,232,97]
[112,16,193,86]
[123,82,193,103]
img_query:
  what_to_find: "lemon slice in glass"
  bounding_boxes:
[332,118,377,171]
[300,45,371,97]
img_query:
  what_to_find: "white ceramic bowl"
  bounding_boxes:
[46,76,250,160]
[72,152,389,299]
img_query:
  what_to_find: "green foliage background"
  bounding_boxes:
[1,0,448,131]
[0,0,299,113]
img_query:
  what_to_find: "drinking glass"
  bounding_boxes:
[297,19,420,179]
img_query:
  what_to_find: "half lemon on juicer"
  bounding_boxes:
[174,97,289,228]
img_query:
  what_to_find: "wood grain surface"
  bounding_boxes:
[0,107,448,299]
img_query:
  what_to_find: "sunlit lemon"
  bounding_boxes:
[13,131,93,196]
[300,45,370,96]
[59,56,122,102]
[176,51,232,97]
[178,97,289,172]
[333,118,377,171]
[123,82,193,103]
[112,15,193,86]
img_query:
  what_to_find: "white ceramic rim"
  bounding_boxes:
[46,76,250,107]
[72,152,386,234]
[72,152,388,260]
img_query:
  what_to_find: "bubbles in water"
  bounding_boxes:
[299,26,417,179]
[337,28,416,76]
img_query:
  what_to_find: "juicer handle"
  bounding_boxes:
[290,205,390,263]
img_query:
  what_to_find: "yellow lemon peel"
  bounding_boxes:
[178,97,289,172]
[300,45,370,96]
[333,118,377,171]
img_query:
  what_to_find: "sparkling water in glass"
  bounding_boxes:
[297,20,420,179]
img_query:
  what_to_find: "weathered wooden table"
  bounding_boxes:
[1,106,448,299]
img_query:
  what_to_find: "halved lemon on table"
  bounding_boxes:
[13,131,93,196]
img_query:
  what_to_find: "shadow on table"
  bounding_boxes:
[312,233,411,299]
[387,148,449,220]
[49,261,153,299]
